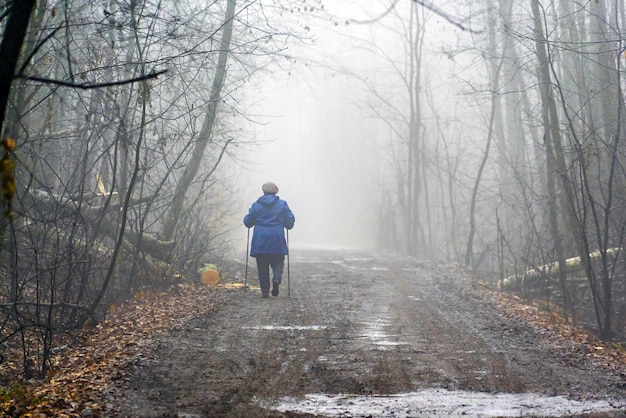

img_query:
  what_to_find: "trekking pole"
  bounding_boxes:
[287,229,290,298]
[244,227,250,293]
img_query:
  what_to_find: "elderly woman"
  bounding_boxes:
[244,182,295,298]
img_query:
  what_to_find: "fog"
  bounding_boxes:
[236,1,467,251]
[238,71,383,250]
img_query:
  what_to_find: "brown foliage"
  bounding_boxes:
[0,282,225,416]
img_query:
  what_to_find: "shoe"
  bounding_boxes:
[261,292,269,298]
[271,280,280,297]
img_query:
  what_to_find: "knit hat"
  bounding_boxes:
[262,182,279,195]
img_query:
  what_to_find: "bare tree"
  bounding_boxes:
[161,0,236,242]
[0,0,317,379]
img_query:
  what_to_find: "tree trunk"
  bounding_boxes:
[465,2,503,267]
[530,0,602,332]
[161,0,237,241]
[0,0,36,138]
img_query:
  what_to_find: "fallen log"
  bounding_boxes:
[18,188,175,262]
[502,247,621,288]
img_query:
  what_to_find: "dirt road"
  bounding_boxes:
[104,250,626,417]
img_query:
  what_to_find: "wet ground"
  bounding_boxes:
[102,249,626,417]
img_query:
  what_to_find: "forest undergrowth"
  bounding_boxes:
[0,281,227,417]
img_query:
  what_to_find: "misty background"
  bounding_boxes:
[236,0,466,251]
[1,0,625,379]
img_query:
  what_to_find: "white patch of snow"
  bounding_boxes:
[267,390,626,417]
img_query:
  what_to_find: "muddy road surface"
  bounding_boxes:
[104,250,626,417]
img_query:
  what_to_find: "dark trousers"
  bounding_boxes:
[255,254,285,294]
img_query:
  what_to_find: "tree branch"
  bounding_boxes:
[346,0,400,24]
[412,0,483,34]
[14,69,168,89]
[17,23,64,76]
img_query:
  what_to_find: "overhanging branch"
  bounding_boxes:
[14,69,168,90]
[412,0,483,34]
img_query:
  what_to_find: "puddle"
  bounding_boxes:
[293,258,328,263]
[244,325,327,331]
[358,316,409,349]
[330,258,387,271]
[343,257,374,262]
[265,389,626,417]
[373,340,409,350]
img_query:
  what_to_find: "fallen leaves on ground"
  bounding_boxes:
[475,281,626,372]
[0,281,231,417]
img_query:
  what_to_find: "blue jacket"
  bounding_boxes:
[244,194,295,256]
